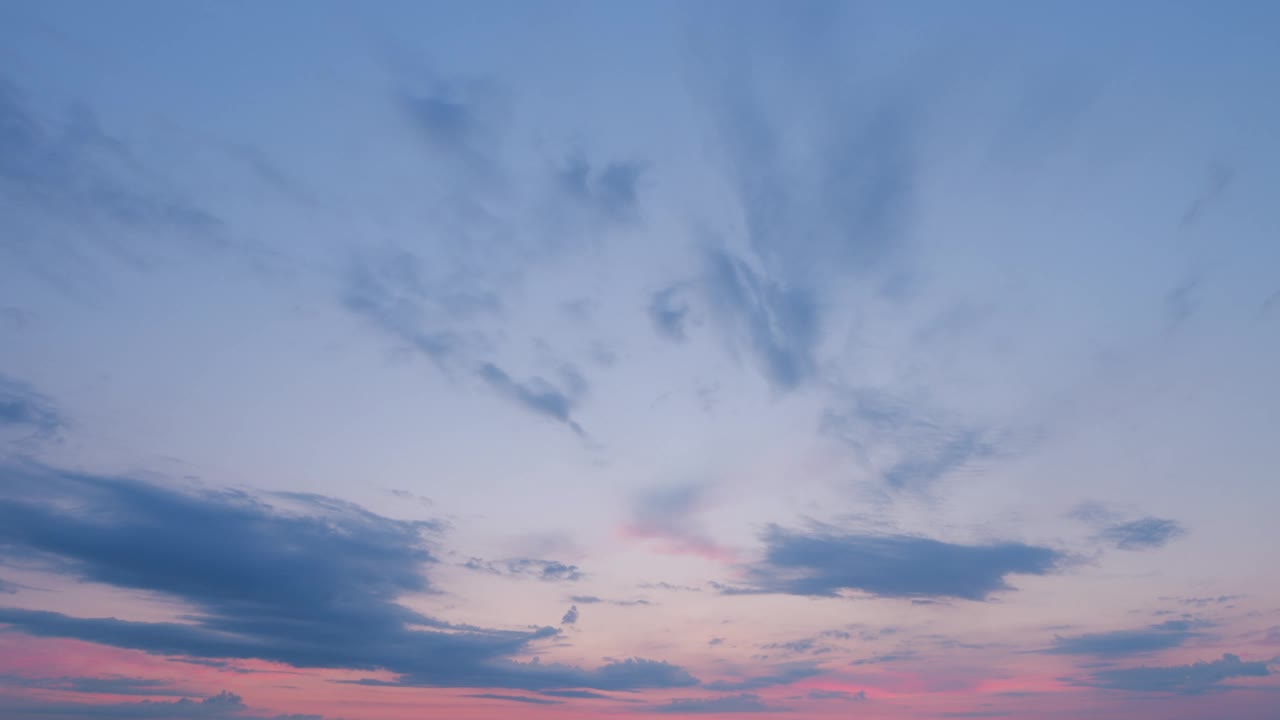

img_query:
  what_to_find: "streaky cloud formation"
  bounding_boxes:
[705,662,823,691]
[652,692,780,714]
[1075,653,1270,694]
[2,2,1280,719]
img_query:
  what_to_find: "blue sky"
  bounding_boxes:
[2,2,1279,719]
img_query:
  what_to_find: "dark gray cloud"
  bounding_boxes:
[649,286,690,342]
[705,663,822,691]
[1074,653,1269,694]
[1098,517,1186,551]
[555,153,644,223]
[1046,620,1203,657]
[807,689,866,701]
[464,557,584,582]
[561,605,579,625]
[0,374,65,440]
[0,463,695,691]
[730,525,1063,601]
[652,693,781,714]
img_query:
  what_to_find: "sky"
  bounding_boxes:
[1,1,1279,719]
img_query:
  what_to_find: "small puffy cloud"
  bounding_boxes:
[561,605,579,625]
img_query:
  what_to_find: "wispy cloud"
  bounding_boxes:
[0,373,65,441]
[0,75,221,277]
[675,4,919,390]
[621,482,737,562]
[463,557,584,583]
[343,247,589,435]
[1097,517,1187,551]
[822,389,999,490]
[1069,504,1187,551]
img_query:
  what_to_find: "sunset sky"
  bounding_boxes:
[2,2,1280,719]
